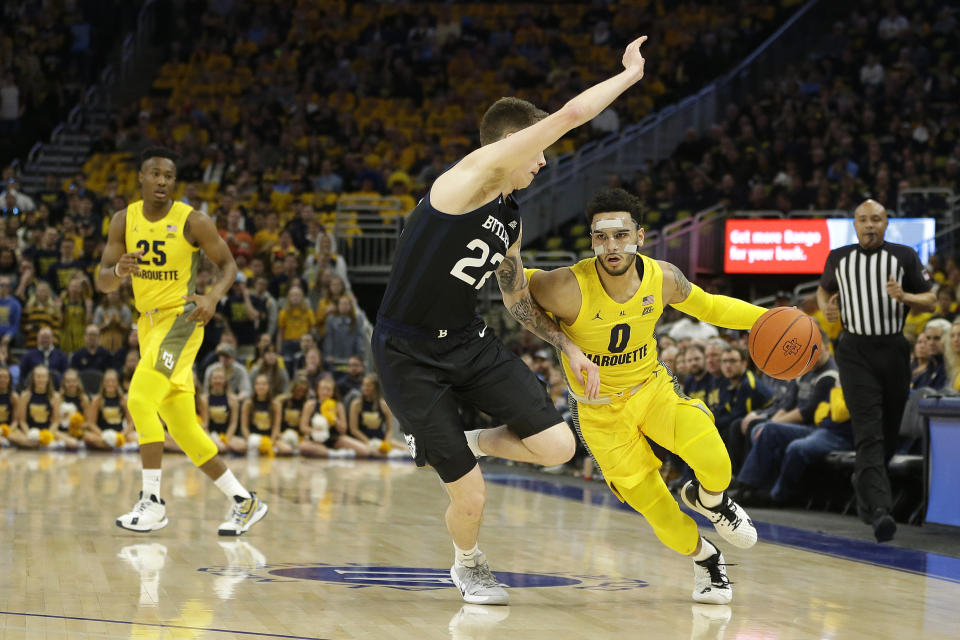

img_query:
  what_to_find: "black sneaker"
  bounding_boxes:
[872,509,896,543]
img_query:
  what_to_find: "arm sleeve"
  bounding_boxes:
[819,251,838,292]
[798,373,838,424]
[902,248,932,294]
[670,284,766,330]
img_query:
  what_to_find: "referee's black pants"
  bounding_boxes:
[835,331,911,518]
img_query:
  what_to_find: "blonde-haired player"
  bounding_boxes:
[526,188,766,604]
[97,146,267,535]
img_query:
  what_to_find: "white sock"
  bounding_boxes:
[693,538,718,562]
[698,486,723,508]
[454,542,480,567]
[142,468,161,499]
[213,469,252,501]
[464,430,486,457]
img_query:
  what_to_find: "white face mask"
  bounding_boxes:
[591,218,638,256]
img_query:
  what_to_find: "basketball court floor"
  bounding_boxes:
[1,450,958,639]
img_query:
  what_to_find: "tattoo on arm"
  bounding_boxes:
[495,255,523,293]
[670,264,692,300]
[507,289,571,352]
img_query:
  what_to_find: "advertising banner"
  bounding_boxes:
[723,218,936,274]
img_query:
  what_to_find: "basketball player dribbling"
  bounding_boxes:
[373,37,650,605]
[97,147,267,535]
[526,188,767,603]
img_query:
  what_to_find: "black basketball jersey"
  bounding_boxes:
[27,391,52,429]
[378,190,522,331]
[208,393,230,434]
[98,394,124,430]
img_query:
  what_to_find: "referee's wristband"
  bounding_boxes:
[113,263,122,278]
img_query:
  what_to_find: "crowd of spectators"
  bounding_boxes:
[0,0,142,166]
[66,1,792,229]
[585,1,960,232]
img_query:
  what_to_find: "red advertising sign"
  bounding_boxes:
[724,219,832,274]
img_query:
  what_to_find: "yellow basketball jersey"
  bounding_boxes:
[124,201,201,314]
[560,255,663,397]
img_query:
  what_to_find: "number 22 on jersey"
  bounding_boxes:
[449,239,503,290]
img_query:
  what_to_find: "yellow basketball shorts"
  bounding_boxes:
[137,305,203,393]
[574,365,731,497]
[128,305,217,466]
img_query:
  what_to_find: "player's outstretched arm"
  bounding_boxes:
[432,36,647,214]
[96,209,142,293]
[183,211,238,325]
[497,237,599,399]
[660,260,765,330]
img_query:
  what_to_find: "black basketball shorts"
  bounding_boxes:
[372,317,563,483]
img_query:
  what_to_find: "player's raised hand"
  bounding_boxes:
[115,251,143,278]
[622,35,647,79]
[567,348,601,401]
[183,293,217,325]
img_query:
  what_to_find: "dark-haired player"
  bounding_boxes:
[526,188,768,604]
[373,38,650,605]
[97,147,267,535]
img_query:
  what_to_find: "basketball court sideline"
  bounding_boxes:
[1,451,958,639]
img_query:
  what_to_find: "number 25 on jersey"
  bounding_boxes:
[136,240,167,266]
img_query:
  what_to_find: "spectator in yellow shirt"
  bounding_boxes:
[253,211,281,255]
[276,285,315,363]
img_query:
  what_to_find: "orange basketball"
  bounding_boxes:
[748,307,822,380]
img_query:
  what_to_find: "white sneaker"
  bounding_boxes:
[450,552,510,605]
[116,492,168,532]
[217,493,268,536]
[681,480,757,549]
[692,544,732,605]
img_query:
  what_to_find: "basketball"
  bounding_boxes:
[749,307,822,380]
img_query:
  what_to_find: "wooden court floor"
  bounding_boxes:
[1,449,959,639]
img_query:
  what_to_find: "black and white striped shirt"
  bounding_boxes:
[820,242,931,336]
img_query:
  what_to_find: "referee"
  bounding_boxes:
[817,199,935,542]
